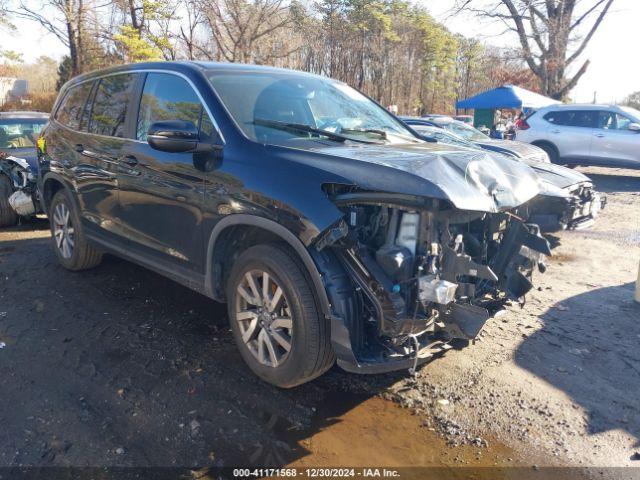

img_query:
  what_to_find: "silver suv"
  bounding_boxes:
[516,104,640,168]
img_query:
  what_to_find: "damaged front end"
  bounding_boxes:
[315,189,551,374]
[527,181,606,232]
[0,153,39,219]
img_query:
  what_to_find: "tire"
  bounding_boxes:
[226,243,334,388]
[0,174,18,227]
[49,189,102,271]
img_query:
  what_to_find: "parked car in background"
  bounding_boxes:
[418,115,551,164]
[402,116,605,232]
[454,114,474,125]
[0,111,48,226]
[515,104,640,168]
[39,61,552,387]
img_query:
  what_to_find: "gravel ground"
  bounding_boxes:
[0,165,638,472]
[386,166,640,468]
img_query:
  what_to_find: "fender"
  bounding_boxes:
[205,214,332,314]
[40,171,79,214]
[205,214,366,370]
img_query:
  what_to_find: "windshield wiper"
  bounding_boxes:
[252,118,380,144]
[340,127,388,140]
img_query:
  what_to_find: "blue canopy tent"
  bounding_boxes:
[456,85,560,110]
[456,85,561,138]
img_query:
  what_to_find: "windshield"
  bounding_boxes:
[620,106,640,121]
[0,119,47,149]
[207,71,419,145]
[442,120,489,142]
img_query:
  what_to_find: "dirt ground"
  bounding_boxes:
[0,166,639,475]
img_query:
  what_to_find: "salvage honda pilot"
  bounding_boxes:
[38,62,551,387]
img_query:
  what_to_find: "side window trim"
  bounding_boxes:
[79,80,97,133]
[124,73,147,140]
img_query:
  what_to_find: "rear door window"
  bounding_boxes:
[545,110,596,128]
[136,73,211,141]
[88,74,138,138]
[56,82,94,131]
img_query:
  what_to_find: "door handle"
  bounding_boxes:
[120,155,139,167]
[550,129,560,134]
[594,133,605,138]
[75,144,84,153]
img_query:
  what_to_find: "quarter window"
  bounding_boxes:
[136,73,212,141]
[88,74,138,138]
[56,82,93,131]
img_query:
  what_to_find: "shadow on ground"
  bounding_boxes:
[0,233,407,468]
[515,283,640,448]
[576,167,640,194]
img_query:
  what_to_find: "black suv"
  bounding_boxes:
[39,62,550,387]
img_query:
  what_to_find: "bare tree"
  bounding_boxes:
[13,0,88,76]
[199,0,296,63]
[455,0,615,99]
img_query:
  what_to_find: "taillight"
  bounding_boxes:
[518,120,530,130]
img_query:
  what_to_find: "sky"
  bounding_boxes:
[426,0,640,103]
[0,0,638,104]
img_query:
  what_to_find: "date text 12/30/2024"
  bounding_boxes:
[233,468,401,478]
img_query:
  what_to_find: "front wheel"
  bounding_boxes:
[49,189,103,271]
[226,243,334,387]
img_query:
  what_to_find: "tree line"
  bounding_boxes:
[0,0,617,114]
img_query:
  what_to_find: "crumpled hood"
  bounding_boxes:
[304,142,541,213]
[477,139,547,161]
[529,162,591,190]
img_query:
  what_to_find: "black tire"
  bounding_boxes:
[49,189,102,271]
[226,243,334,388]
[0,174,18,227]
[534,142,559,164]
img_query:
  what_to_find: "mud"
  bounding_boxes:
[0,166,639,475]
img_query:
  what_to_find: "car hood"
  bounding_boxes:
[284,141,542,213]
[528,161,591,190]
[0,148,38,171]
[476,139,545,160]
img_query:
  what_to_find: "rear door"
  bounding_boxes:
[78,73,139,241]
[116,72,214,274]
[543,110,597,161]
[591,110,640,166]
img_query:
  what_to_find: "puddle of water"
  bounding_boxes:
[267,393,536,477]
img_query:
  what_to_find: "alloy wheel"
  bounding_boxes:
[52,202,74,259]
[235,270,293,367]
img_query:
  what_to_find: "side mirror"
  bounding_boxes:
[628,122,640,132]
[147,120,219,153]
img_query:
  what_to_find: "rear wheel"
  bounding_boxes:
[49,189,102,271]
[226,243,334,387]
[0,175,18,227]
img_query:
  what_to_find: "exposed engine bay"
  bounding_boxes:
[0,153,39,219]
[316,189,552,371]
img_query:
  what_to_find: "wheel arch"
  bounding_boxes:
[531,140,560,158]
[41,173,77,213]
[205,215,331,315]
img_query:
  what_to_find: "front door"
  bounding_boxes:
[117,72,214,274]
[591,110,640,166]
